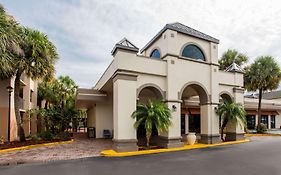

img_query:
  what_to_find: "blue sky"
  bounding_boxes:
[1,0,281,88]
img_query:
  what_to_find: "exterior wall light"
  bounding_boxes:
[6,86,13,143]
[172,105,177,111]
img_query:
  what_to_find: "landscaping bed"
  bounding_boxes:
[0,138,72,150]
[0,131,73,150]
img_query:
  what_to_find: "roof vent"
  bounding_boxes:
[225,62,244,73]
[111,38,139,55]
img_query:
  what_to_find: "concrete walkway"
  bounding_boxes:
[0,138,112,165]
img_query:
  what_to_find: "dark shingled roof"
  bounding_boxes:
[111,38,139,55]
[140,22,219,53]
[262,90,281,100]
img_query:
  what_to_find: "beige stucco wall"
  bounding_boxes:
[275,114,281,128]
[113,77,137,140]
[95,93,113,138]
[143,29,218,64]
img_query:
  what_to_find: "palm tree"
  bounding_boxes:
[244,56,281,126]
[219,49,248,70]
[217,102,246,141]
[131,101,172,148]
[13,27,58,141]
[0,4,22,79]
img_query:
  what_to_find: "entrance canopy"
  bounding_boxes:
[75,88,107,109]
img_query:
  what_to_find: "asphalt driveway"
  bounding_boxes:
[0,136,281,175]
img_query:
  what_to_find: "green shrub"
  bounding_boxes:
[55,132,72,141]
[40,131,54,140]
[30,133,42,141]
[256,123,267,133]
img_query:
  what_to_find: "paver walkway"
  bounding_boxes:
[0,138,112,165]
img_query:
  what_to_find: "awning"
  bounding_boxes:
[246,110,279,116]
[75,88,107,109]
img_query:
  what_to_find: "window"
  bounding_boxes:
[30,90,33,102]
[271,115,276,129]
[181,44,205,61]
[246,115,256,130]
[261,115,269,128]
[150,49,161,59]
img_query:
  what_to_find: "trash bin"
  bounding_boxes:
[88,127,96,138]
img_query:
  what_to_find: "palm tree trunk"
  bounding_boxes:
[14,71,26,142]
[221,119,228,142]
[146,132,151,148]
[258,88,262,125]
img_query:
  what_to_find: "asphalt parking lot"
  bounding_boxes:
[0,136,281,175]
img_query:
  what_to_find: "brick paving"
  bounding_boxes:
[0,138,112,165]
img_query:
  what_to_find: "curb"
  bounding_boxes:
[101,139,250,157]
[0,139,74,154]
[245,134,281,137]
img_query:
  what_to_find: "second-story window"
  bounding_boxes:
[150,49,161,59]
[181,44,205,61]
[30,90,33,102]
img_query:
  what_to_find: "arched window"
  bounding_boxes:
[150,49,161,59]
[181,44,205,61]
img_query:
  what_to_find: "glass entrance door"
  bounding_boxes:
[246,115,256,130]
[189,114,200,133]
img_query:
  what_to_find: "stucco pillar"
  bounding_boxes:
[112,73,138,152]
[255,114,258,128]
[225,87,245,141]
[200,104,220,144]
[185,114,189,134]
[158,101,183,148]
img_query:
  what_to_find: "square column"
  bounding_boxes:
[200,104,221,144]
[112,73,138,152]
[158,101,183,148]
[225,87,245,141]
[185,114,189,134]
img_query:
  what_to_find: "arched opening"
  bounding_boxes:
[137,85,164,147]
[180,83,209,142]
[219,92,233,103]
[219,92,235,141]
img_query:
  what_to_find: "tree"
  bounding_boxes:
[13,27,58,141]
[131,101,172,148]
[244,56,281,125]
[0,4,22,79]
[217,102,246,141]
[35,75,82,134]
[219,49,248,70]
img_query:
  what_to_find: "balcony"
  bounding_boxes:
[19,98,24,110]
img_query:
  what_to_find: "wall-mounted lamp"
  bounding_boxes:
[172,105,177,111]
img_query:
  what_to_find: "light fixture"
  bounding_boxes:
[6,86,13,143]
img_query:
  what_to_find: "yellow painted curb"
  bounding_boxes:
[101,139,250,157]
[245,133,281,137]
[0,139,74,154]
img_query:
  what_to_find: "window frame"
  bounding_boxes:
[180,43,206,61]
[149,49,161,59]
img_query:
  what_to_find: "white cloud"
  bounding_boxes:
[2,0,281,87]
